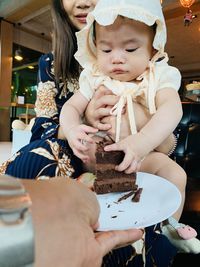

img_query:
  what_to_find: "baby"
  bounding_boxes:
[60,0,200,254]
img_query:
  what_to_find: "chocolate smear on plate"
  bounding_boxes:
[117,190,135,202]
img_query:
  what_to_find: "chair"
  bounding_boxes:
[171,101,200,267]
[17,103,35,125]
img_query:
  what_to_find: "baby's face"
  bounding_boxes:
[95,16,155,82]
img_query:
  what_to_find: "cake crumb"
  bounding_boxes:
[117,190,135,202]
[131,188,143,202]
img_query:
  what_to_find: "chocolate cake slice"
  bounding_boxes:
[94,140,137,194]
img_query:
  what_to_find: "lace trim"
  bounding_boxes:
[167,134,177,156]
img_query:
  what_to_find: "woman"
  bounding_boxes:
[0,0,101,179]
[0,1,177,266]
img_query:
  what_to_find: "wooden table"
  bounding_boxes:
[10,103,35,118]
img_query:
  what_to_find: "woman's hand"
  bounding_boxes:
[85,85,119,131]
[101,110,131,141]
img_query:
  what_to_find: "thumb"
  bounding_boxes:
[97,85,112,96]
[104,142,120,152]
[82,125,98,133]
[95,229,143,256]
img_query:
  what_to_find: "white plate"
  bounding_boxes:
[96,172,181,231]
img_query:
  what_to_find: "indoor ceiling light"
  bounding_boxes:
[14,48,23,61]
[180,0,195,8]
[28,65,34,69]
[180,0,197,26]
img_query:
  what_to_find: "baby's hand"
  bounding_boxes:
[104,133,150,173]
[67,124,98,162]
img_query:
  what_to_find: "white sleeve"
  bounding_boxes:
[79,69,96,101]
[156,65,181,92]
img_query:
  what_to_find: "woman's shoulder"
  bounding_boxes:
[38,52,55,83]
[38,52,54,67]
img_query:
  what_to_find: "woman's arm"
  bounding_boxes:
[35,53,58,118]
[31,53,62,142]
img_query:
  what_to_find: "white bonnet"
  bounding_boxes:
[75,0,167,69]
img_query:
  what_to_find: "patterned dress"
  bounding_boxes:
[0,52,177,266]
[0,53,83,179]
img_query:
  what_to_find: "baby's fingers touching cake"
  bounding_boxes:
[77,138,141,201]
[94,140,138,194]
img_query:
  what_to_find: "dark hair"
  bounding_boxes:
[51,0,80,83]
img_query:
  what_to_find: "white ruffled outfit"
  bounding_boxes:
[75,0,181,142]
[78,55,181,142]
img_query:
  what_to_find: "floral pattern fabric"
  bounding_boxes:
[34,81,58,118]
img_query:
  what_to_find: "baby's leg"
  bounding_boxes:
[140,151,186,220]
[140,152,200,253]
[154,134,176,155]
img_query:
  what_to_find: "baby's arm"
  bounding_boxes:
[105,88,182,173]
[60,91,98,162]
[140,88,182,150]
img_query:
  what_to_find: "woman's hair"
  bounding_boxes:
[51,0,80,83]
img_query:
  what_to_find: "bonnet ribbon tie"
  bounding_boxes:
[111,87,143,142]
[147,51,169,115]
